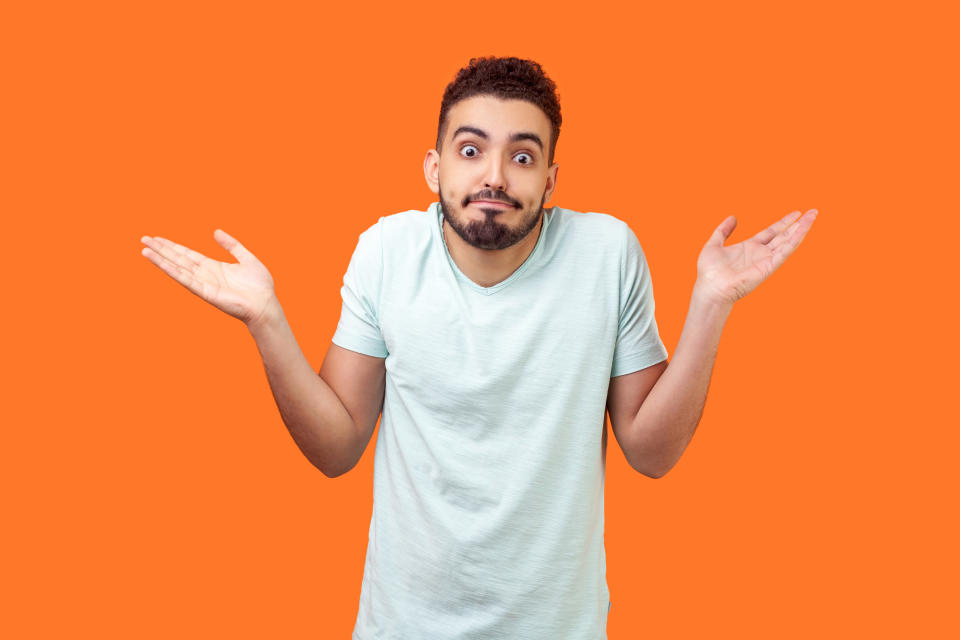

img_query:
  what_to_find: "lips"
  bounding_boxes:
[470,200,515,209]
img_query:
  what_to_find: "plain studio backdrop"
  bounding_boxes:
[1,1,956,637]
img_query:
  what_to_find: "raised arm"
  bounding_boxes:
[140,230,385,477]
[607,209,817,478]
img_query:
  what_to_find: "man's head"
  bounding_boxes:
[436,57,562,165]
[424,57,562,251]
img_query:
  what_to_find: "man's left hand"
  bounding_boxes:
[694,209,818,306]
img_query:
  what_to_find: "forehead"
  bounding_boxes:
[445,95,551,142]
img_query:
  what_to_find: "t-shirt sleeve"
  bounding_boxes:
[331,220,389,358]
[610,225,669,377]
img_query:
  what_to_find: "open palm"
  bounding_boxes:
[140,229,276,326]
[696,209,818,305]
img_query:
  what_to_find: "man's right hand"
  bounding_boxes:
[140,229,278,328]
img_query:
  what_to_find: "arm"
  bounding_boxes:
[141,230,385,478]
[607,288,729,478]
[248,302,385,478]
[607,209,817,478]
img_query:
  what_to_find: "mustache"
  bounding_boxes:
[463,190,520,208]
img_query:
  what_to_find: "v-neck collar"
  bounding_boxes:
[433,202,552,296]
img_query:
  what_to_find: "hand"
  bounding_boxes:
[695,209,818,306]
[140,229,277,327]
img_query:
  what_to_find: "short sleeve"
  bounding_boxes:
[331,220,389,358]
[610,225,668,377]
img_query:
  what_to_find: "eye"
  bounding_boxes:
[514,152,534,165]
[459,144,480,158]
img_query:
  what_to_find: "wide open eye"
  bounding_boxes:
[514,152,534,165]
[459,144,479,158]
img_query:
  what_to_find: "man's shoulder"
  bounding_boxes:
[370,204,437,235]
[349,205,438,266]
[549,206,635,247]
[552,204,630,227]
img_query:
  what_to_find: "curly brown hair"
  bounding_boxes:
[436,56,562,164]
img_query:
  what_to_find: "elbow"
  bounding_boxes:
[303,451,352,478]
[631,457,675,479]
[318,451,364,478]
[640,467,667,479]
[625,438,685,479]
[318,459,357,479]
[320,465,344,479]
[300,431,363,478]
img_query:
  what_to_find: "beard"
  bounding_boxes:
[439,186,546,251]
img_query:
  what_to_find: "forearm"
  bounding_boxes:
[246,298,359,477]
[627,284,733,477]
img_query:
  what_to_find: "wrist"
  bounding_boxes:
[246,296,285,336]
[690,282,735,318]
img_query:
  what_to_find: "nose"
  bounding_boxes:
[482,154,506,192]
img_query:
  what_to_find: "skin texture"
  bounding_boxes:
[423,95,559,287]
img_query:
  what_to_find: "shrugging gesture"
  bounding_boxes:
[695,209,818,306]
[140,229,277,328]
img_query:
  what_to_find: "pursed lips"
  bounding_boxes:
[470,200,516,208]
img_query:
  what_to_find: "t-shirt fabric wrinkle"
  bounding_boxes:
[332,202,668,639]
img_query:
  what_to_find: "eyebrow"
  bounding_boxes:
[452,126,544,153]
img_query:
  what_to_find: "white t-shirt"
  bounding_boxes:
[333,202,668,639]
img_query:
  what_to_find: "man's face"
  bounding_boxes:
[424,95,559,251]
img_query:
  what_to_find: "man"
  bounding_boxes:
[140,56,816,639]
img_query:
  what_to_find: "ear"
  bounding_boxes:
[423,148,440,195]
[543,162,559,204]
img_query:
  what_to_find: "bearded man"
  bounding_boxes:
[141,56,817,639]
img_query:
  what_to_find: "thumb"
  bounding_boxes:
[214,229,259,265]
[705,215,737,248]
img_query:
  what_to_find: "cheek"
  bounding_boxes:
[439,167,475,193]
[514,172,549,198]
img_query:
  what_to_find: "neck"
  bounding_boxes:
[442,213,543,288]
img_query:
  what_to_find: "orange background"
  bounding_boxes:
[3,1,957,637]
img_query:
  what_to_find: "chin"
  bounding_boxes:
[439,188,545,251]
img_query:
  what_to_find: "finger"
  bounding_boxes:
[214,229,260,266]
[768,209,818,253]
[140,245,206,296]
[140,235,203,273]
[752,210,803,245]
[147,236,206,270]
[704,215,737,248]
[769,210,817,271]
